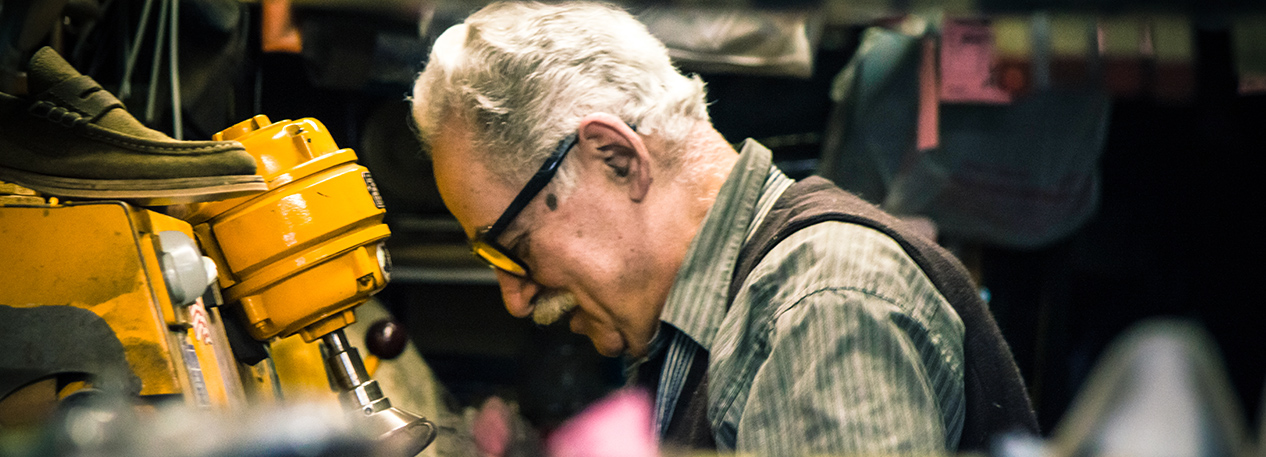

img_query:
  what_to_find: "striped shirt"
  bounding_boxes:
[633,139,965,454]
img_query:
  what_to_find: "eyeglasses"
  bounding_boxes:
[469,132,579,278]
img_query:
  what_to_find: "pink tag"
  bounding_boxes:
[940,19,1013,104]
[918,37,940,151]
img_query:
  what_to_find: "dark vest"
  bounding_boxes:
[645,176,1039,452]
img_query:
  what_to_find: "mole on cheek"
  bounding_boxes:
[546,193,558,211]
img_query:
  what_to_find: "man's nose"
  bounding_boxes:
[495,269,538,318]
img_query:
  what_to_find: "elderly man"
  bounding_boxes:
[411,2,1035,454]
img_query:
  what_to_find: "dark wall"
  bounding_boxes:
[982,27,1266,433]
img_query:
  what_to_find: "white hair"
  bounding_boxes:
[410,1,710,188]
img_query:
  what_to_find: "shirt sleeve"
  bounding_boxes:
[735,288,951,454]
[725,222,964,455]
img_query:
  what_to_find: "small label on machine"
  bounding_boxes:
[180,338,212,407]
[364,171,386,209]
[190,297,213,346]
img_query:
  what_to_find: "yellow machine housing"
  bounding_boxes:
[2,114,433,454]
[181,115,391,343]
[179,115,436,454]
[0,200,242,410]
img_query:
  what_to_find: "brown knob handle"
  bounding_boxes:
[366,319,408,360]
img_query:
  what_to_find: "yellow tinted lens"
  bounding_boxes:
[472,242,528,277]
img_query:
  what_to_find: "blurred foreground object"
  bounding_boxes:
[995,319,1251,457]
[545,389,656,457]
[1,392,378,457]
[469,396,544,457]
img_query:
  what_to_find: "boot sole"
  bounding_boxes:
[0,166,268,206]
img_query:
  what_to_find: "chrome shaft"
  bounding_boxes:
[321,329,436,456]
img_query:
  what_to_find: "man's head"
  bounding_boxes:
[411,1,734,358]
[412,1,709,188]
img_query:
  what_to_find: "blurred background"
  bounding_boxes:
[2,0,1265,450]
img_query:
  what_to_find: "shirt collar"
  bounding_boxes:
[654,139,785,353]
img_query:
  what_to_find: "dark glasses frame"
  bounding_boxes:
[469,132,580,278]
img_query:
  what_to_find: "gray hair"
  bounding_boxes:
[410,1,710,188]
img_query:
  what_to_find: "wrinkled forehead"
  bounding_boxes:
[429,125,516,239]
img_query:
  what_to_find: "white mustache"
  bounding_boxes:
[531,290,579,325]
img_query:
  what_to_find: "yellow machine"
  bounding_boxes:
[0,198,244,414]
[0,115,435,456]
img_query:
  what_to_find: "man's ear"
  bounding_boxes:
[576,113,652,202]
